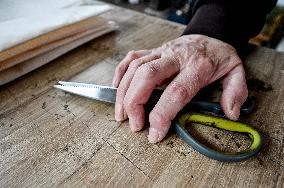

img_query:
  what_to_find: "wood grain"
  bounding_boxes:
[0,5,283,188]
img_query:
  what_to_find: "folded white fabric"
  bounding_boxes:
[0,0,111,51]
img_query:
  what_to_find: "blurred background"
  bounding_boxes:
[100,0,284,52]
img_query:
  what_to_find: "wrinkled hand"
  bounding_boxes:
[112,34,248,143]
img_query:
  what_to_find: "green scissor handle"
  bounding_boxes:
[175,113,262,162]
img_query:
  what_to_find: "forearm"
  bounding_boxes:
[183,0,277,56]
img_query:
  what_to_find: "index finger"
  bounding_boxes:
[113,50,151,87]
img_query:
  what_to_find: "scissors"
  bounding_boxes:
[54,81,262,162]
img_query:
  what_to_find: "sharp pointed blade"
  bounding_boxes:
[54,82,116,104]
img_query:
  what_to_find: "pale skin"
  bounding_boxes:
[112,34,248,143]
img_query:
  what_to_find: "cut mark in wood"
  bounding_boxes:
[102,137,153,182]
[57,143,105,186]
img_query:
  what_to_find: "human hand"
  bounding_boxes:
[112,34,248,143]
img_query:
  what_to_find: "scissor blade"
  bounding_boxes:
[54,81,254,116]
[54,81,116,103]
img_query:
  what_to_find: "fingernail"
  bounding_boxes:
[123,110,128,120]
[230,103,240,121]
[230,101,234,111]
[148,128,160,143]
[115,104,124,121]
[129,118,139,132]
[112,79,118,88]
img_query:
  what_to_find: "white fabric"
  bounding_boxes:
[0,0,111,51]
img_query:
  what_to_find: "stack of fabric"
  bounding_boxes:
[0,0,116,85]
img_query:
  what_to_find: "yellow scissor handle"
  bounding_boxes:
[175,113,262,162]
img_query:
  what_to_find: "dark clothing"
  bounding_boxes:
[183,0,277,56]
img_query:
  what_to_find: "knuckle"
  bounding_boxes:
[117,84,126,96]
[191,55,216,72]
[203,57,216,69]
[128,59,142,69]
[123,98,135,112]
[233,56,242,66]
[226,45,238,54]
[169,82,189,102]
[116,86,127,102]
[222,52,241,66]
[149,111,169,125]
[116,64,126,73]
[127,50,138,59]
[138,63,159,79]
[170,58,180,70]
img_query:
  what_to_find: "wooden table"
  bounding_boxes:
[1,6,284,188]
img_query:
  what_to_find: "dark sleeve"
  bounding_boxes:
[183,0,277,56]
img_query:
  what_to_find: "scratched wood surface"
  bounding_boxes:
[0,5,284,188]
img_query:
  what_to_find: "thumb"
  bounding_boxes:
[220,65,248,120]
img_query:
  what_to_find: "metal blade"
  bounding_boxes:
[54,81,116,103]
[54,81,255,116]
